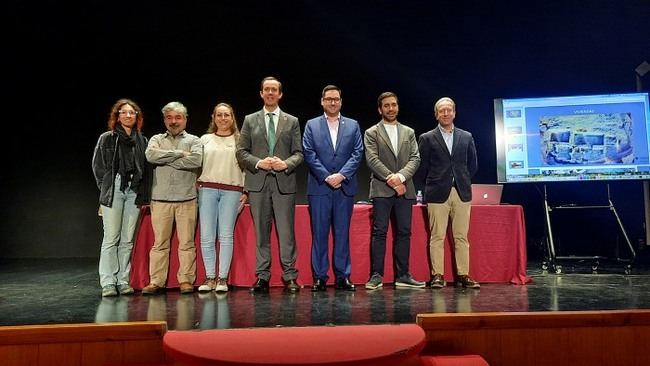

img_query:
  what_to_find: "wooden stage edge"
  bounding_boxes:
[416,309,650,366]
[3,310,650,366]
[0,321,168,366]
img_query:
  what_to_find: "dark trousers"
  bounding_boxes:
[248,175,298,282]
[370,196,414,278]
[308,190,354,281]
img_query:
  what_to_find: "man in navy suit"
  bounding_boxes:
[303,85,363,291]
[237,76,304,293]
[416,97,480,289]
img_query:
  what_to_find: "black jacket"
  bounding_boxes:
[92,130,152,207]
[415,126,478,203]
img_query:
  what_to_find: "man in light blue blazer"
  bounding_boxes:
[303,85,363,291]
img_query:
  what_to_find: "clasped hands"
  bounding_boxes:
[386,173,406,196]
[325,173,345,189]
[258,157,288,172]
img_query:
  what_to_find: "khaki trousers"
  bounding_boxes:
[149,199,197,286]
[427,187,471,276]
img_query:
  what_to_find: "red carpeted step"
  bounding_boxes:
[419,355,490,366]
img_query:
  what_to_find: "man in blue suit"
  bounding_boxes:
[303,85,363,291]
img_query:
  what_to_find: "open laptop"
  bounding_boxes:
[470,184,504,205]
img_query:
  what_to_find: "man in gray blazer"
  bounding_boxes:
[415,97,480,289]
[236,76,304,293]
[364,92,425,290]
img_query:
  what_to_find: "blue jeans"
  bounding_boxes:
[198,187,242,279]
[99,174,140,287]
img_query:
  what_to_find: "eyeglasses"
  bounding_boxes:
[323,97,341,103]
[119,110,138,116]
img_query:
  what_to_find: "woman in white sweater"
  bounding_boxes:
[197,103,246,292]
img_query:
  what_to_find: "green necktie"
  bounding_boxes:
[267,113,276,156]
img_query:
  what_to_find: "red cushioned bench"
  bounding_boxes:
[163,324,426,366]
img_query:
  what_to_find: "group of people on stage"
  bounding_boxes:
[92,76,480,298]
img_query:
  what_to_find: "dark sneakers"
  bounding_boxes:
[456,275,481,289]
[365,273,383,290]
[430,273,446,289]
[395,274,426,288]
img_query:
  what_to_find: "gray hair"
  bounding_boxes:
[161,101,188,117]
[434,97,455,117]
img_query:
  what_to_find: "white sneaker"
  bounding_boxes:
[215,278,229,292]
[198,278,217,292]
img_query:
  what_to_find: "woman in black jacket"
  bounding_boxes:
[92,98,151,297]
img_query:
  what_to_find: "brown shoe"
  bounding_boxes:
[179,282,194,294]
[430,273,446,289]
[456,275,481,289]
[142,283,163,295]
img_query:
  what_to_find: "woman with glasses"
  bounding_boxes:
[92,99,151,297]
[197,103,247,293]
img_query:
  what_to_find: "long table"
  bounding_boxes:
[130,204,529,289]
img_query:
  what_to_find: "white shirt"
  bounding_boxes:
[382,121,405,183]
[440,125,454,154]
[382,122,399,157]
[325,113,340,149]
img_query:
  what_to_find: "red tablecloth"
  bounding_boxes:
[131,204,529,289]
[163,324,426,366]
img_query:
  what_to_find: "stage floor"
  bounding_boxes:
[2,258,650,329]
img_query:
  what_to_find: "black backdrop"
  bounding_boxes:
[3,1,649,258]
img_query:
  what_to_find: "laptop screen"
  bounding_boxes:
[470,184,503,205]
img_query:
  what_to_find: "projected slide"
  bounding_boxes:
[540,113,633,165]
[494,92,650,183]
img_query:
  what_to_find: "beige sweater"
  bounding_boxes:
[198,134,245,187]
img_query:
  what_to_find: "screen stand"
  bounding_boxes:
[542,184,636,274]
[645,182,650,247]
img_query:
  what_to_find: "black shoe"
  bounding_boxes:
[285,279,300,293]
[250,278,269,293]
[430,273,446,289]
[335,278,356,291]
[456,275,480,289]
[311,279,327,292]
